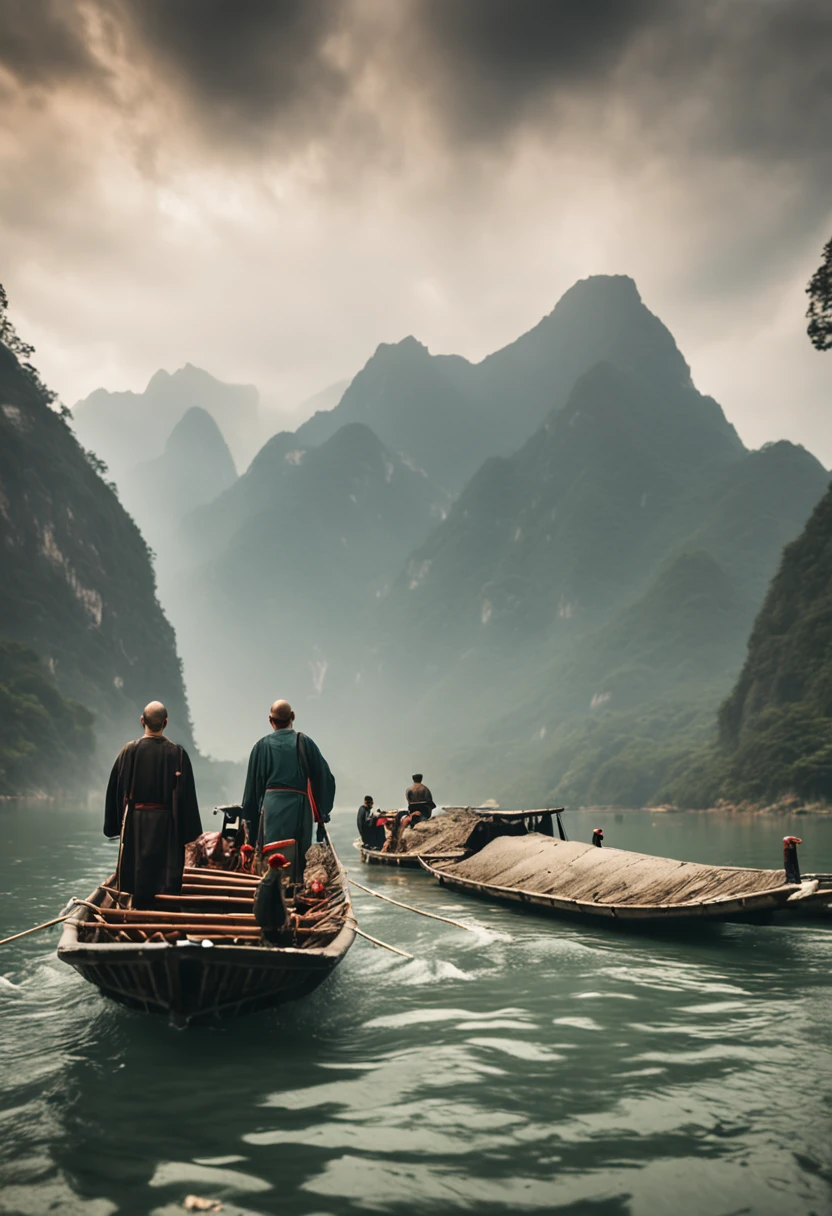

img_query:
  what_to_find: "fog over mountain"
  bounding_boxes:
[166,420,449,761]
[134,274,829,813]
[119,406,237,576]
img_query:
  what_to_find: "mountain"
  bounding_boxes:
[295,337,483,491]
[359,358,827,807]
[685,482,832,806]
[119,406,237,567]
[293,276,704,494]
[72,363,261,482]
[0,339,195,779]
[381,359,743,665]
[295,378,351,419]
[166,422,449,758]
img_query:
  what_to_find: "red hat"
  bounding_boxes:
[783,836,803,845]
[263,839,295,856]
[267,853,290,869]
[241,844,254,855]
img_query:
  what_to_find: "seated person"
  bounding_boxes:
[402,772,436,828]
[357,795,386,851]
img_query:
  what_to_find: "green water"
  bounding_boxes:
[1,806,831,1216]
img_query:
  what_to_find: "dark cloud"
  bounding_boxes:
[119,0,349,130]
[405,0,832,173]
[0,0,103,89]
[409,0,665,137]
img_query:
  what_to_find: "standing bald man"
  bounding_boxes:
[104,701,202,909]
[241,700,335,877]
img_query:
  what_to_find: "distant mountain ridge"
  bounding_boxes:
[293,275,710,494]
[120,406,237,572]
[73,363,261,479]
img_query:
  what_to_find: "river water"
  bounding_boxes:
[1,806,831,1216]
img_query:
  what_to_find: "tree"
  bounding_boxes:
[0,282,70,417]
[807,237,832,352]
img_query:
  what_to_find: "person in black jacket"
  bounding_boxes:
[104,701,202,909]
[357,795,385,850]
[783,835,802,885]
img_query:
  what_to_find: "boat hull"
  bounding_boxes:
[58,926,353,1023]
[419,858,798,924]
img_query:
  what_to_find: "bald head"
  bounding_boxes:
[269,700,294,730]
[141,701,168,734]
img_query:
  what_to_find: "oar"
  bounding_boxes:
[0,912,79,947]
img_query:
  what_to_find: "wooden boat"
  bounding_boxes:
[356,805,562,867]
[57,845,355,1023]
[792,872,832,918]
[419,833,818,924]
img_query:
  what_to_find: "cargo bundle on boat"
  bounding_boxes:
[356,805,561,867]
[420,834,817,923]
[57,844,354,1022]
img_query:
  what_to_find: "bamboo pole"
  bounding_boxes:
[154,894,256,908]
[86,919,257,929]
[182,868,259,884]
[182,890,256,899]
[348,877,477,931]
[0,913,78,947]
[83,906,257,924]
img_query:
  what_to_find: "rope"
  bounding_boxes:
[348,877,477,931]
[351,921,414,960]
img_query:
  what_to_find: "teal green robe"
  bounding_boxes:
[241,729,335,874]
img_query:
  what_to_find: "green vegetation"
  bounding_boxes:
[0,641,94,795]
[807,236,832,352]
[673,483,832,806]
[0,284,195,786]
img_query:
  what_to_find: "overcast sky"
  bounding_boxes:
[1,0,831,459]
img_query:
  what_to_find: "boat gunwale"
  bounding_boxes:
[57,871,356,964]
[354,840,467,867]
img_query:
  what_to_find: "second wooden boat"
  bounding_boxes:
[420,834,817,923]
[57,844,355,1023]
[356,805,563,867]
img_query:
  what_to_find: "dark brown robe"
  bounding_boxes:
[104,735,202,909]
[405,781,436,819]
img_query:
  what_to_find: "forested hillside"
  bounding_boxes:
[680,483,832,806]
[0,307,195,791]
[0,641,94,795]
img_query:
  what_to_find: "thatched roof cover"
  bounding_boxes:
[439,835,787,906]
[398,808,479,854]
